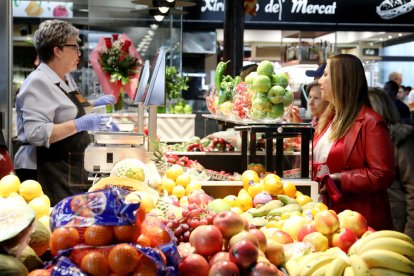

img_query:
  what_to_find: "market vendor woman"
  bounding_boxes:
[14,20,118,205]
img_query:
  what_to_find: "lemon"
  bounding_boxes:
[19,180,43,202]
[161,177,176,194]
[29,197,51,219]
[263,174,283,196]
[241,170,260,190]
[296,194,313,206]
[236,192,253,212]
[39,194,51,207]
[172,185,186,199]
[247,182,264,199]
[282,182,297,198]
[38,215,51,231]
[175,173,191,187]
[0,174,21,197]
[165,164,184,181]
[223,195,238,208]
[185,181,202,196]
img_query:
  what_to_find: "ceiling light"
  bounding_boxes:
[388,35,392,39]
[147,30,155,36]
[398,33,403,37]
[150,24,159,30]
[166,0,175,2]
[380,37,383,41]
[154,14,164,21]
[158,6,169,13]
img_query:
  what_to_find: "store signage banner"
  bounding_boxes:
[362,48,380,57]
[189,0,414,26]
[13,1,73,18]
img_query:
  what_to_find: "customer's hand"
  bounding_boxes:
[74,113,107,132]
[93,95,115,107]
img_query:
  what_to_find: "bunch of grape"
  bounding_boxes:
[165,203,217,243]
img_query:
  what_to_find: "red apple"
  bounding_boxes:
[249,229,267,252]
[213,211,245,239]
[302,232,329,252]
[331,227,358,253]
[337,210,368,238]
[248,261,279,276]
[297,223,317,242]
[264,239,284,266]
[241,217,250,231]
[179,254,209,276]
[265,229,294,244]
[360,226,376,239]
[208,252,230,267]
[229,231,259,249]
[314,210,340,235]
[208,261,240,276]
[229,240,258,269]
[190,225,223,257]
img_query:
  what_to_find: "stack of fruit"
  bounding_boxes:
[0,175,51,231]
[245,60,294,120]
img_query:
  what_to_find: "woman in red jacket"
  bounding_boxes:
[314,54,395,230]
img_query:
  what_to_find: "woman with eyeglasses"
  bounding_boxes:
[14,20,118,205]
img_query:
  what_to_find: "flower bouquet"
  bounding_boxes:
[90,34,143,104]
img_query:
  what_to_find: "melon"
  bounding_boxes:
[18,246,44,272]
[0,254,29,276]
[29,220,50,257]
[110,159,148,182]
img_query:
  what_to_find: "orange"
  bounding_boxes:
[296,194,313,206]
[84,225,114,246]
[108,243,142,275]
[263,174,283,195]
[81,251,110,276]
[283,182,297,198]
[114,225,141,243]
[28,269,50,276]
[50,227,80,256]
[165,164,184,181]
[136,234,151,247]
[247,163,266,176]
[175,173,191,187]
[132,255,158,275]
[241,170,260,190]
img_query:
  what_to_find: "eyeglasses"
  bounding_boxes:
[64,44,80,52]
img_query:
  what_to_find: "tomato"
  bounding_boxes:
[108,244,142,275]
[113,225,141,243]
[84,225,114,246]
[50,227,80,256]
[81,251,111,276]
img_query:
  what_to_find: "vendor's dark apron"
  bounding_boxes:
[37,84,91,206]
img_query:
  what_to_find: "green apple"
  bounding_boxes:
[267,85,285,104]
[208,199,231,214]
[271,73,289,89]
[253,75,271,93]
[245,71,257,85]
[252,93,271,111]
[174,105,184,113]
[282,90,294,107]
[183,104,193,114]
[250,108,267,119]
[257,60,274,77]
[268,103,284,119]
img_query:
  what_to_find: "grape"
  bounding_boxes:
[181,223,189,232]
[189,218,200,229]
[199,217,208,226]
[190,209,201,217]
[166,221,173,229]
[174,226,183,237]
[183,231,190,241]
[181,209,189,218]
[171,219,180,229]
[206,215,214,224]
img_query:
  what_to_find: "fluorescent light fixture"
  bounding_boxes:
[166,0,175,2]
[158,6,169,13]
[154,14,164,21]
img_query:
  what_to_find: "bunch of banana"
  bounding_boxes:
[347,230,414,275]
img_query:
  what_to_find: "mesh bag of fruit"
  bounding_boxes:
[232,82,252,120]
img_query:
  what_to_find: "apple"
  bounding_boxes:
[337,209,368,238]
[282,215,308,241]
[268,103,284,119]
[229,240,258,269]
[271,73,289,89]
[302,232,329,252]
[213,211,245,239]
[174,104,184,114]
[229,231,259,249]
[179,254,209,276]
[208,199,231,214]
[184,104,193,114]
[264,228,294,244]
[190,225,223,257]
[241,217,250,231]
[208,261,240,276]
[297,223,317,242]
[264,239,284,266]
[361,226,376,239]
[252,93,271,111]
[249,229,267,252]
[314,210,340,235]
[245,72,257,85]
[250,109,267,120]
[253,75,271,93]
[267,85,285,104]
[331,227,358,253]
[208,252,230,267]
[257,60,274,77]
[248,261,279,276]
[282,90,294,107]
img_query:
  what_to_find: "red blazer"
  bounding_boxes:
[320,106,395,230]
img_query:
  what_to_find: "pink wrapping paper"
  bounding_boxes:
[90,33,143,102]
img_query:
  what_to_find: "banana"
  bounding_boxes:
[356,230,414,251]
[349,254,370,276]
[310,262,330,276]
[360,249,414,273]
[358,237,414,258]
[325,256,350,276]
[297,254,336,276]
[348,238,364,255]
[369,267,413,276]
[291,252,325,276]
[343,266,355,276]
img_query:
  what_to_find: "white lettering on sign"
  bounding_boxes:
[264,0,285,20]
[291,0,337,15]
[201,0,224,12]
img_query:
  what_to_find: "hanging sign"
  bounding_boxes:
[13,1,73,18]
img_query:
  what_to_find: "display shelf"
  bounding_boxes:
[199,179,319,201]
